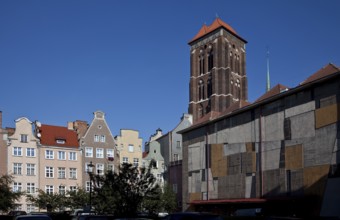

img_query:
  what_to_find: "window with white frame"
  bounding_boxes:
[20,134,28,143]
[128,145,134,152]
[13,147,22,156]
[26,183,35,194]
[133,158,139,167]
[69,168,77,179]
[122,157,128,164]
[174,154,179,161]
[45,166,54,178]
[172,184,178,194]
[45,150,54,159]
[107,164,114,172]
[59,185,66,195]
[27,204,35,213]
[58,151,66,160]
[69,186,77,192]
[176,141,181,148]
[26,163,35,176]
[69,152,77,161]
[100,135,106,143]
[85,147,93,157]
[85,181,91,192]
[26,148,35,157]
[107,149,114,158]
[97,163,104,175]
[56,139,65,144]
[46,185,54,195]
[94,135,99,142]
[13,163,22,175]
[13,182,22,192]
[156,174,162,182]
[96,148,104,158]
[14,204,22,211]
[58,167,66,179]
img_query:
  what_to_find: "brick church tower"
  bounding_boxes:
[188,18,248,123]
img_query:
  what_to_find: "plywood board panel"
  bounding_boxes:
[285,144,303,170]
[189,192,202,202]
[315,104,339,129]
[210,144,223,178]
[303,165,329,197]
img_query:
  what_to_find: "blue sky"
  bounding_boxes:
[1,0,340,146]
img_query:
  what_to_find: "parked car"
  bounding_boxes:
[14,215,52,220]
[164,212,223,220]
[8,211,27,216]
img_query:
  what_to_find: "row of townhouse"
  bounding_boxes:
[0,110,148,213]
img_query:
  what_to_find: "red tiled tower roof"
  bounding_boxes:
[39,124,79,147]
[255,84,289,103]
[300,63,340,85]
[189,17,246,44]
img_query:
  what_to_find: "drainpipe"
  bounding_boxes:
[259,107,263,197]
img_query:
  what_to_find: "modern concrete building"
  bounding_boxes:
[156,114,192,211]
[79,111,118,192]
[180,17,340,217]
[114,129,143,168]
[7,117,40,212]
[38,123,83,204]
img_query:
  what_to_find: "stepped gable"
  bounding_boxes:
[189,17,246,44]
[300,63,340,85]
[255,84,289,103]
[39,124,79,147]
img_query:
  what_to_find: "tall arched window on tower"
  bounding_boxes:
[225,46,229,67]
[199,54,204,75]
[207,75,212,97]
[230,52,234,72]
[199,80,205,100]
[236,79,240,99]
[198,104,204,118]
[208,49,214,71]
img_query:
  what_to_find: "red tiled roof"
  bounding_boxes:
[255,84,289,103]
[300,63,340,85]
[193,111,221,126]
[142,151,149,158]
[39,124,79,147]
[189,18,246,44]
[222,100,251,115]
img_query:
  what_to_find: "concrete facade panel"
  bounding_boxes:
[285,101,315,118]
[304,124,337,167]
[290,111,315,139]
[263,111,284,142]
[262,168,286,196]
[224,143,246,156]
[261,141,281,171]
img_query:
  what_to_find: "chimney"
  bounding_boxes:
[67,121,74,130]
[0,111,2,129]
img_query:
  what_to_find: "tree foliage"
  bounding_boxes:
[91,161,161,216]
[65,188,89,210]
[26,189,66,211]
[160,184,177,213]
[0,174,22,212]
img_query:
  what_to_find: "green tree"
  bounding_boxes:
[0,174,22,213]
[91,161,161,216]
[26,189,66,211]
[160,184,177,213]
[65,188,89,210]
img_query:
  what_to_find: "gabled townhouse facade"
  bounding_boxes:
[7,117,40,212]
[79,111,118,192]
[38,124,82,201]
[156,113,192,211]
[143,132,165,188]
[0,111,8,176]
[114,129,143,168]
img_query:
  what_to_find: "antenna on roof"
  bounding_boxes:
[266,46,271,92]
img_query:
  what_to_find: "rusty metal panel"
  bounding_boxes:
[210,144,224,178]
[315,104,339,129]
[217,156,228,177]
[285,144,303,170]
[303,165,330,197]
[189,192,202,202]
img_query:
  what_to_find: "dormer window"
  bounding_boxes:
[56,139,65,144]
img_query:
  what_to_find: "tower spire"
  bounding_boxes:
[266,47,271,92]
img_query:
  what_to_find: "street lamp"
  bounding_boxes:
[87,161,94,210]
